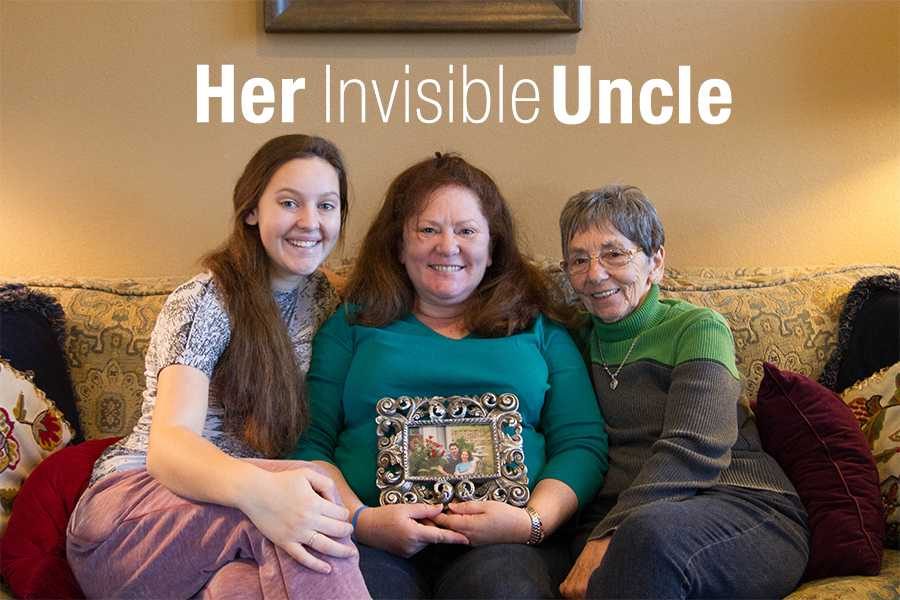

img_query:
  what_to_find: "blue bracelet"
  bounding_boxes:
[351,505,369,540]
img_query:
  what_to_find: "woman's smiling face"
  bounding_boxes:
[566,223,664,323]
[400,184,492,314]
[245,156,341,290]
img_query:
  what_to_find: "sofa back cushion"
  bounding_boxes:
[8,279,179,440]
[6,265,898,439]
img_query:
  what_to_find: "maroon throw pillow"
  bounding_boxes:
[754,362,884,581]
[0,437,119,599]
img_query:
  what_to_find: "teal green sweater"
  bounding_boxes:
[582,285,797,539]
[292,306,608,508]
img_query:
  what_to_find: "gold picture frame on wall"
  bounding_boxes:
[264,0,582,33]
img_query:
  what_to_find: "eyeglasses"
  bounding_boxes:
[561,248,639,276]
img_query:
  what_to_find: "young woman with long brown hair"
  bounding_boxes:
[66,135,370,599]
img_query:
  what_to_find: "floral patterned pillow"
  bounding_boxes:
[842,361,900,549]
[0,357,75,535]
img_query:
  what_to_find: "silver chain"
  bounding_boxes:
[596,335,641,390]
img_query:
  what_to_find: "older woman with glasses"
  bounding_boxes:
[557,185,810,599]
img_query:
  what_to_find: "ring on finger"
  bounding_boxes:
[305,531,318,547]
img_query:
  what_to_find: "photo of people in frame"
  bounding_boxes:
[407,423,498,479]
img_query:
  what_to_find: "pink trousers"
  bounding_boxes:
[66,459,370,599]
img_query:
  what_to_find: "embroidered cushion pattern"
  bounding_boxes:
[842,362,900,549]
[0,358,75,534]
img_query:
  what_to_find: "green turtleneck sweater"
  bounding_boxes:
[583,284,797,540]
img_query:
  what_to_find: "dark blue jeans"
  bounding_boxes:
[573,486,810,599]
[358,537,571,599]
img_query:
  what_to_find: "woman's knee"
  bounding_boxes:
[609,504,679,554]
[587,506,690,598]
[590,495,809,599]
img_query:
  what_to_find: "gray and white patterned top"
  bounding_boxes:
[90,271,340,485]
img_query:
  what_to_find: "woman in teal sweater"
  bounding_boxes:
[293,153,608,599]
[557,185,810,599]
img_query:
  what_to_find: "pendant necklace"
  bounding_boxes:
[596,335,641,390]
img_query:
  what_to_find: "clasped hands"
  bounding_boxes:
[355,500,533,558]
[239,467,357,574]
[243,468,609,600]
[354,500,612,600]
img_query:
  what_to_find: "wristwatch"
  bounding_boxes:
[524,506,545,545]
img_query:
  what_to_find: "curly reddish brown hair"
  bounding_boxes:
[345,153,563,336]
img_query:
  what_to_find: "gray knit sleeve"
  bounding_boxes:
[589,359,740,540]
[144,273,230,379]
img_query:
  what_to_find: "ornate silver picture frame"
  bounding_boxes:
[375,393,529,506]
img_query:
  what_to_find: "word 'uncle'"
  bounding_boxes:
[197,64,732,126]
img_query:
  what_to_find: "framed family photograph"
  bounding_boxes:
[407,423,498,479]
[375,392,530,506]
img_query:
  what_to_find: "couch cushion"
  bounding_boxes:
[7,278,183,440]
[0,284,81,442]
[755,363,884,580]
[842,361,900,550]
[0,437,118,599]
[787,548,900,599]
[0,359,75,535]
[819,273,900,392]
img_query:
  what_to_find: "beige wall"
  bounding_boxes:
[2,0,897,279]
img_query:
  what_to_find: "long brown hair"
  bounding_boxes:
[202,134,348,457]
[345,153,561,337]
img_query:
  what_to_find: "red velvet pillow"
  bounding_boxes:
[754,363,884,581]
[0,437,119,599]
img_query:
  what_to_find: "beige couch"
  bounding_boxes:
[8,263,900,599]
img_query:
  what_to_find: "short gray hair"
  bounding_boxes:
[559,185,665,258]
